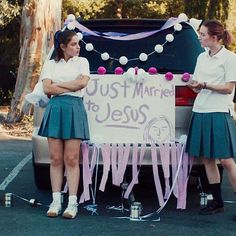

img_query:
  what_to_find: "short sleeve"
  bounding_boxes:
[39,60,54,81]
[224,53,236,82]
[77,57,90,76]
[192,55,201,82]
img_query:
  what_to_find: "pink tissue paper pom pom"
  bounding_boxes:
[181,72,190,82]
[114,67,124,75]
[148,67,158,74]
[97,66,106,74]
[165,72,174,81]
[134,66,139,75]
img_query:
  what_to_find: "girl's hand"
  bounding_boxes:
[187,80,204,93]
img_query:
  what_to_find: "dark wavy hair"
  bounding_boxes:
[202,20,234,48]
[54,30,77,61]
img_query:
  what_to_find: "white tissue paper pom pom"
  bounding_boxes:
[138,68,145,74]
[119,56,128,65]
[101,52,110,61]
[67,22,76,30]
[154,44,163,53]
[137,68,147,83]
[85,43,94,51]
[178,13,188,22]
[127,67,135,75]
[139,53,148,62]
[76,32,83,40]
[124,67,135,82]
[67,14,76,21]
[174,23,182,31]
[189,18,202,31]
[166,34,174,42]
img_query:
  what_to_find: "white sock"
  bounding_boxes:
[68,195,77,205]
[52,192,61,204]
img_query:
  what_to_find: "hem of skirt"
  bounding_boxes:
[188,153,236,159]
[38,134,90,141]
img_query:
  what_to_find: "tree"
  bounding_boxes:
[6,0,62,123]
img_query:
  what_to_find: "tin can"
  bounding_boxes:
[130,202,142,220]
[5,193,12,207]
[200,193,208,208]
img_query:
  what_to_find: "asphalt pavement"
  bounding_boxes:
[0,134,236,236]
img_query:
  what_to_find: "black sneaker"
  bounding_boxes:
[199,201,225,215]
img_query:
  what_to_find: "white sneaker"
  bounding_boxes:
[63,203,78,219]
[47,201,62,217]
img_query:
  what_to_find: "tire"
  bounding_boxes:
[32,154,51,189]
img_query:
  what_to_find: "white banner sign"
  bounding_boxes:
[84,75,176,143]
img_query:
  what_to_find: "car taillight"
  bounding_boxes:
[175,86,197,106]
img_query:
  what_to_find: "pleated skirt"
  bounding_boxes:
[186,112,236,159]
[38,95,90,140]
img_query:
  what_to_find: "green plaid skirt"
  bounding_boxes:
[186,112,236,158]
[38,95,90,140]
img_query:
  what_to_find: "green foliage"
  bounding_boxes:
[0,1,23,66]
[0,0,21,27]
[62,0,185,19]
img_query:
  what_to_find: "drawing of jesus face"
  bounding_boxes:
[149,119,170,142]
[143,116,174,144]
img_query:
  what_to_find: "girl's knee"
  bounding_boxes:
[220,158,234,169]
[64,154,79,167]
[50,154,63,167]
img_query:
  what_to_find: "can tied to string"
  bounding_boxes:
[5,193,12,207]
[200,193,208,208]
[130,202,142,220]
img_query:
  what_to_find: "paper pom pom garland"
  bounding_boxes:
[101,52,110,61]
[181,72,191,82]
[67,14,76,21]
[165,72,174,81]
[139,53,148,62]
[178,13,188,22]
[67,22,76,30]
[64,13,197,67]
[154,44,164,53]
[85,43,94,51]
[97,66,106,74]
[114,67,124,74]
[174,23,182,31]
[148,67,158,74]
[119,56,128,65]
[77,32,83,40]
[166,34,174,42]
[96,66,189,83]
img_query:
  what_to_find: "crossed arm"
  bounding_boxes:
[43,74,90,96]
[188,81,235,94]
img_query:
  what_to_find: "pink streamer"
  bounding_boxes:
[132,143,139,184]
[99,144,111,192]
[117,144,130,185]
[151,144,165,207]
[159,143,171,199]
[79,143,91,203]
[124,144,146,199]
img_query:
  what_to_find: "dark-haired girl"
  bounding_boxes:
[186,20,236,218]
[38,30,90,219]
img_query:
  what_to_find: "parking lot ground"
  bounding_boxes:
[0,135,236,236]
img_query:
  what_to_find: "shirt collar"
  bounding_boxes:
[206,46,226,58]
[59,56,79,63]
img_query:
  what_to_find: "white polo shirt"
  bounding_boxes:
[40,56,90,97]
[192,46,236,115]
